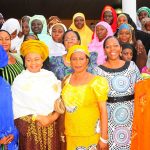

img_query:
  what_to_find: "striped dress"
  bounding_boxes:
[0,60,24,85]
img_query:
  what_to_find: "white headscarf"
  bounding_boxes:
[48,23,67,56]
[49,23,67,36]
[29,15,47,34]
[49,39,67,57]
[20,15,30,32]
[1,18,22,53]
[12,69,61,119]
[29,15,53,55]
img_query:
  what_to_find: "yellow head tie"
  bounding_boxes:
[66,45,89,63]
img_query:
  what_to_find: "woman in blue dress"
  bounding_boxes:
[50,30,97,80]
[0,45,18,150]
[95,36,141,150]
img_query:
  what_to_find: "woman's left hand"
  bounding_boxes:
[1,134,14,145]
[6,134,14,144]
[136,40,146,55]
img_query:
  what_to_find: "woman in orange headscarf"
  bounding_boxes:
[100,5,117,33]
[130,78,150,150]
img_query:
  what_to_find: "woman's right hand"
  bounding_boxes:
[97,141,109,150]
[36,112,60,127]
[36,115,52,127]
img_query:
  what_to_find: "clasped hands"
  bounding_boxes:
[33,112,60,127]
[0,134,14,145]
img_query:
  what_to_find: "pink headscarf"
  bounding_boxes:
[88,21,113,65]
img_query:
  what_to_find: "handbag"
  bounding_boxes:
[54,75,71,114]
[54,97,65,114]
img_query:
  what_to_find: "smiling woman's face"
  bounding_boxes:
[118,29,132,43]
[25,52,43,73]
[70,51,89,73]
[64,31,80,51]
[0,31,11,52]
[31,19,43,35]
[104,37,122,61]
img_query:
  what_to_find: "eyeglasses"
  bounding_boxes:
[64,37,77,42]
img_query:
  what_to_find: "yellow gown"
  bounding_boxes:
[62,75,109,150]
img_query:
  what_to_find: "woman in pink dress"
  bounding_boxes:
[88,21,113,65]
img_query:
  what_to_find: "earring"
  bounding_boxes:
[120,52,122,57]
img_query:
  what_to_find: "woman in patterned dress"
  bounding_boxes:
[0,30,24,85]
[49,30,80,80]
[95,36,141,150]
[50,30,97,80]
[61,45,109,150]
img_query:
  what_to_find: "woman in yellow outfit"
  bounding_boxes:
[69,13,93,46]
[61,45,109,150]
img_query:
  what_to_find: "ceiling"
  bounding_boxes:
[1,0,149,19]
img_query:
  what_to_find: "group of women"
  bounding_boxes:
[0,5,150,150]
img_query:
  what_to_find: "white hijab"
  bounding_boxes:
[49,37,67,57]
[12,69,61,119]
[48,23,67,56]
[1,18,22,53]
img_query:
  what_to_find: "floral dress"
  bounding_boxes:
[95,61,141,150]
[49,52,98,80]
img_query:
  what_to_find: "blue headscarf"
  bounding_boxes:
[118,23,133,32]
[0,45,18,149]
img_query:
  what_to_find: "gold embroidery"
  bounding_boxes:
[48,123,53,150]
[20,116,54,150]
[139,95,147,112]
[131,126,137,139]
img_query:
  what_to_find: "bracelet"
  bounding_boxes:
[60,132,66,143]
[32,114,37,122]
[60,135,65,143]
[100,137,108,144]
